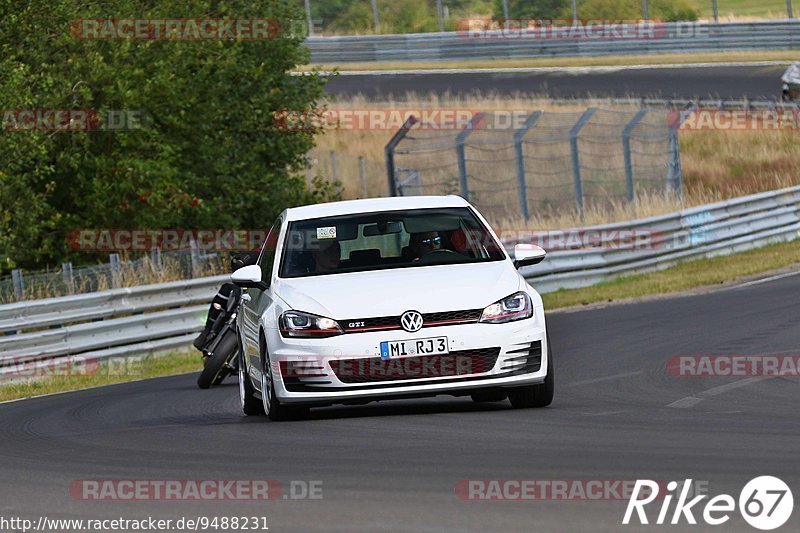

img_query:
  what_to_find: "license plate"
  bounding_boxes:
[380,337,449,360]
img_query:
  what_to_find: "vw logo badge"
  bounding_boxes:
[400,311,423,332]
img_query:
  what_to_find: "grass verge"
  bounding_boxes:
[300,50,794,72]
[543,238,800,310]
[0,350,202,403]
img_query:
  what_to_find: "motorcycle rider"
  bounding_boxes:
[192,251,256,350]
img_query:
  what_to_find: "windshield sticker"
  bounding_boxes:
[316,226,337,239]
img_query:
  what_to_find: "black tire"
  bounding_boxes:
[470,390,508,403]
[507,333,554,409]
[239,349,265,416]
[196,330,237,389]
[261,342,309,422]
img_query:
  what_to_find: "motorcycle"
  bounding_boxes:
[196,285,241,389]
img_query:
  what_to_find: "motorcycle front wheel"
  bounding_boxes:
[196,330,238,389]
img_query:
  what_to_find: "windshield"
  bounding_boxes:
[279,207,505,278]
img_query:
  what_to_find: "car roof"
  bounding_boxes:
[284,195,472,222]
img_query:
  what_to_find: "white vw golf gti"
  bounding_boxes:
[232,196,552,420]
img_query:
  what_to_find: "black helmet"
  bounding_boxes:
[230,252,255,272]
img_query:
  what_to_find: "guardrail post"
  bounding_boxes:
[11,269,24,301]
[711,0,718,22]
[456,113,485,201]
[788,0,794,18]
[622,109,648,203]
[642,0,649,20]
[304,0,314,36]
[384,116,418,197]
[666,106,691,197]
[569,107,597,215]
[62,262,74,294]
[667,129,684,196]
[513,111,543,221]
[150,246,162,272]
[358,156,367,197]
[189,237,201,277]
[371,0,380,33]
[109,253,122,288]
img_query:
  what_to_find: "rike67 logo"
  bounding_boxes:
[623,477,793,530]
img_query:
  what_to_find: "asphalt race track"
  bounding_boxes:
[1,272,798,532]
[325,64,788,100]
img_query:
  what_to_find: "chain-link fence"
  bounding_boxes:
[386,108,681,222]
[0,249,225,304]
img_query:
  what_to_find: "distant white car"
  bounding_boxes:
[232,195,552,420]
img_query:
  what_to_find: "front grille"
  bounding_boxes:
[329,347,501,384]
[340,309,482,333]
[423,309,483,326]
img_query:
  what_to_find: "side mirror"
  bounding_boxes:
[513,244,547,269]
[231,264,268,290]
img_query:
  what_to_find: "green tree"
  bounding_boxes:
[0,0,329,272]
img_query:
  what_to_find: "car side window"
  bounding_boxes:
[258,218,281,285]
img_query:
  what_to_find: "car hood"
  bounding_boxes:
[273,261,521,319]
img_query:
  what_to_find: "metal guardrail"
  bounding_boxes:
[306,20,800,63]
[0,276,226,380]
[516,186,800,292]
[0,275,227,334]
[2,186,800,379]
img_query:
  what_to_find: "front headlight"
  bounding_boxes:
[479,292,533,324]
[279,310,344,338]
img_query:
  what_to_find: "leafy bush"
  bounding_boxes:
[0,0,329,272]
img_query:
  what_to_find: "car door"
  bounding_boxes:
[241,217,282,379]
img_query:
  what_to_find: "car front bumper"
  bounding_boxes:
[264,306,548,405]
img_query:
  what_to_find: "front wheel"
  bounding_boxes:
[239,351,264,416]
[507,334,554,408]
[261,349,309,421]
[196,330,238,389]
